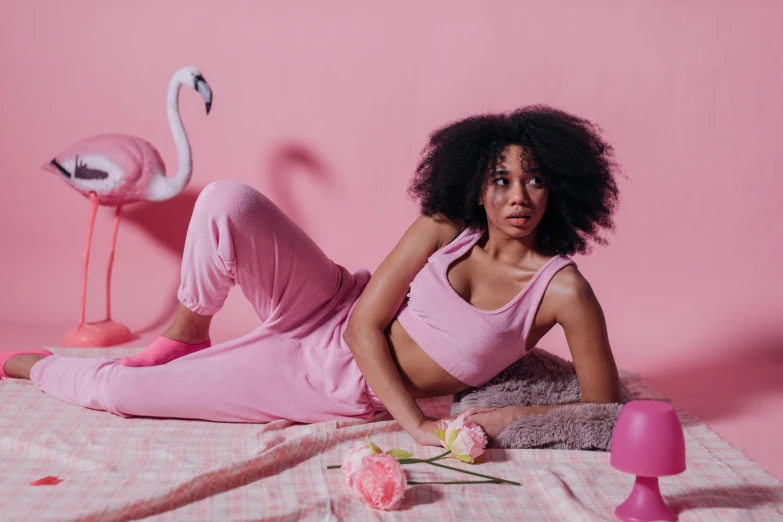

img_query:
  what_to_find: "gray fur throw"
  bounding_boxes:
[451,348,633,451]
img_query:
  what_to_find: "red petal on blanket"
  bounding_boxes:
[30,476,62,486]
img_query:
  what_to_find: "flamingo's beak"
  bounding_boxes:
[195,74,213,115]
[46,159,72,178]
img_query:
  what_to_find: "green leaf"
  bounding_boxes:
[435,429,446,442]
[386,449,413,459]
[365,436,382,454]
[455,454,474,464]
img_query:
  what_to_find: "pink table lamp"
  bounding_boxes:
[610,400,686,521]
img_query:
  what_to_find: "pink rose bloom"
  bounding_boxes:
[436,413,488,463]
[341,442,376,488]
[350,454,407,510]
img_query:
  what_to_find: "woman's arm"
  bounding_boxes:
[556,271,622,404]
[343,215,462,446]
[468,270,622,437]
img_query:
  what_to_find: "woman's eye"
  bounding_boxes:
[528,176,543,185]
[493,178,508,185]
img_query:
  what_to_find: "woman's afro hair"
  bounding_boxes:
[407,105,624,256]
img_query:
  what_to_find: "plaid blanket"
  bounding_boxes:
[1,347,781,521]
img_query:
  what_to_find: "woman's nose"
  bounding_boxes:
[510,181,528,204]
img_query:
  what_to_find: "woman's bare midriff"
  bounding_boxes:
[384,317,469,399]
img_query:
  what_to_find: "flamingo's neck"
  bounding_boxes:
[148,77,192,201]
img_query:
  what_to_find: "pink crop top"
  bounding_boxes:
[395,223,576,387]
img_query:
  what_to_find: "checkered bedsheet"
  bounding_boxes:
[1,347,781,521]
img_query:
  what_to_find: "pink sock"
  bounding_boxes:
[119,337,212,367]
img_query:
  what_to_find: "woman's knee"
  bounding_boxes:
[97,363,151,417]
[194,180,270,224]
[99,372,140,418]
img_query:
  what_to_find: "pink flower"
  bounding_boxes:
[350,454,407,510]
[341,442,376,488]
[436,413,488,463]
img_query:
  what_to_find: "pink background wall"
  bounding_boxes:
[2,2,782,480]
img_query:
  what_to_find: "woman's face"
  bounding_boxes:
[479,145,549,239]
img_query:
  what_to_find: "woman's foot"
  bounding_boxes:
[119,303,214,367]
[119,337,212,367]
[1,349,53,380]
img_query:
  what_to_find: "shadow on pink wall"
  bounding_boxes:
[265,142,338,231]
[643,324,783,422]
[121,142,335,338]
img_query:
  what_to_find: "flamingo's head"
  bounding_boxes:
[178,66,213,115]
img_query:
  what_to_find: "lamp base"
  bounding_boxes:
[64,319,134,347]
[616,475,677,521]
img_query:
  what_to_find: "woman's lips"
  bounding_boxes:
[507,216,530,226]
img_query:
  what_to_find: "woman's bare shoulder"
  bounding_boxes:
[546,263,590,297]
[427,213,466,250]
[544,264,603,324]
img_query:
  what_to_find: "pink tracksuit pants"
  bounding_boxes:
[30,181,384,423]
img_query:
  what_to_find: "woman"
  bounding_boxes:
[1,105,622,446]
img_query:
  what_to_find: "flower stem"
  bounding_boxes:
[423,450,451,462]
[408,480,498,485]
[424,461,521,486]
[397,450,451,466]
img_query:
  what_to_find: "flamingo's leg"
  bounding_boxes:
[78,192,100,328]
[105,204,122,321]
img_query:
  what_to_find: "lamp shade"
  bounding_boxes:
[610,400,686,477]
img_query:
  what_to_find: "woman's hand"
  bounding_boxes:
[465,406,541,440]
[410,407,497,446]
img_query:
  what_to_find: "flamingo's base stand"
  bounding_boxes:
[64,319,134,347]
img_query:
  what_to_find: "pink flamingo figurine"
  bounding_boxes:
[41,66,213,347]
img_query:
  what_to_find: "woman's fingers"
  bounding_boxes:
[462,406,496,418]
[440,407,495,422]
[441,406,496,423]
[461,410,509,439]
